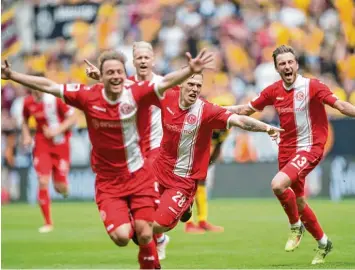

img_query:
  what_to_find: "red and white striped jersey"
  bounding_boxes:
[153,89,232,183]
[23,94,74,147]
[128,73,163,154]
[249,75,338,157]
[60,82,160,177]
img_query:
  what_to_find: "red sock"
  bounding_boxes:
[38,189,52,225]
[138,240,159,269]
[275,188,299,224]
[300,204,324,240]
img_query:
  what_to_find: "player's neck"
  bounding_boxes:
[179,96,193,110]
[137,72,153,82]
[104,89,121,102]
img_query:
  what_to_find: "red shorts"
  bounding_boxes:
[279,150,322,197]
[95,165,159,234]
[33,143,70,183]
[153,176,197,230]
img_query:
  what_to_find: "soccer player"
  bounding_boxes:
[21,74,77,233]
[184,96,234,234]
[226,45,355,264]
[1,48,213,269]
[150,72,284,236]
[85,41,170,260]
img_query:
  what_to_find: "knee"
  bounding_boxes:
[54,182,68,194]
[271,172,291,195]
[296,197,306,212]
[271,180,285,195]
[38,176,49,189]
[109,229,130,247]
[135,222,153,245]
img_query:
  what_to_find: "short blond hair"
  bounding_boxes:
[272,45,297,68]
[98,50,127,74]
[133,41,153,57]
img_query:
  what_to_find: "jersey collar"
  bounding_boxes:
[283,74,302,91]
[102,88,121,105]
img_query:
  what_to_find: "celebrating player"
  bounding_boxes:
[21,73,77,233]
[150,72,284,236]
[184,96,234,234]
[226,45,355,264]
[1,48,214,269]
[85,41,170,260]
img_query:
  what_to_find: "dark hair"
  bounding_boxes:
[272,45,297,68]
[98,50,127,74]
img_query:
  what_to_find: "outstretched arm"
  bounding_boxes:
[224,104,256,116]
[1,61,62,97]
[157,49,214,96]
[228,114,283,140]
[332,100,355,117]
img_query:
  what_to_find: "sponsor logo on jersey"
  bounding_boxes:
[92,105,106,112]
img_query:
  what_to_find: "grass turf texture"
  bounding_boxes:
[2,199,355,269]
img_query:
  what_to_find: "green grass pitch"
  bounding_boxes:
[2,199,355,269]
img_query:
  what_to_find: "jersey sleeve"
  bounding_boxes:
[57,98,75,117]
[249,85,274,111]
[131,81,161,107]
[59,83,91,110]
[206,102,233,130]
[312,79,338,106]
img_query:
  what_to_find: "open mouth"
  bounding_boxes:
[284,72,293,80]
[110,80,123,89]
[188,94,197,99]
[140,66,148,71]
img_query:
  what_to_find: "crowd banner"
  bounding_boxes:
[33,2,100,40]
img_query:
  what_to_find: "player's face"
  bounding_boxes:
[180,74,203,106]
[275,52,299,87]
[101,60,127,94]
[133,48,154,77]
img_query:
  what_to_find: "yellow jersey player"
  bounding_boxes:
[184,94,234,233]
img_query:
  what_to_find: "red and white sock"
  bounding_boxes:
[38,188,52,225]
[300,204,325,242]
[275,188,299,225]
[138,240,158,269]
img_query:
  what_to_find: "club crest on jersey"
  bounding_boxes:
[186,114,197,125]
[295,91,305,101]
[120,103,134,115]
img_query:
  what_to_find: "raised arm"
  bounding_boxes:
[1,60,62,97]
[332,100,355,117]
[228,114,283,140]
[224,104,256,116]
[156,49,214,96]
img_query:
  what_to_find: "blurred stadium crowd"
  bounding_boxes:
[2,0,355,169]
